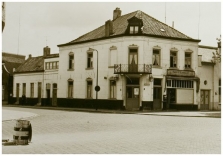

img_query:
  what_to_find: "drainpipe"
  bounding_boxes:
[212,64,214,110]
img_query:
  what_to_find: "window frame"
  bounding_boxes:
[68,52,74,70]
[30,83,34,98]
[86,79,93,98]
[152,48,161,67]
[130,26,139,34]
[170,51,178,68]
[185,52,192,69]
[110,79,117,99]
[22,83,26,95]
[87,52,93,69]
[67,80,73,98]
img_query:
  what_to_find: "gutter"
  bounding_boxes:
[57,34,201,47]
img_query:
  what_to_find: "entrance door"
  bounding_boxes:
[200,90,209,110]
[16,83,19,104]
[46,89,50,106]
[153,79,162,110]
[126,77,139,110]
[129,49,138,73]
[153,87,162,109]
[38,82,41,104]
[52,83,57,106]
[126,86,139,110]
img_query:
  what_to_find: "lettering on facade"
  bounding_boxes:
[167,69,195,77]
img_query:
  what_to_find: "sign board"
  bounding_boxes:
[95,86,100,92]
[167,69,195,77]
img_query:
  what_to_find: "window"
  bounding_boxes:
[166,80,193,88]
[52,62,56,69]
[219,79,221,102]
[170,51,177,68]
[87,80,92,98]
[109,48,117,67]
[56,61,59,69]
[110,80,116,98]
[22,83,26,95]
[68,81,73,98]
[185,52,191,68]
[46,62,49,69]
[87,53,93,68]
[152,49,160,66]
[130,26,139,34]
[30,83,34,98]
[49,62,52,69]
[69,53,74,69]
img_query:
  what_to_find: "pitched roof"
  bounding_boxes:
[2,52,25,64]
[58,10,200,47]
[15,56,44,73]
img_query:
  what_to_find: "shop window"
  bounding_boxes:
[87,80,93,98]
[30,83,34,98]
[152,49,160,66]
[170,51,177,68]
[110,80,116,99]
[87,52,93,68]
[22,83,26,95]
[167,80,193,88]
[185,52,192,69]
[68,80,73,98]
[69,52,74,70]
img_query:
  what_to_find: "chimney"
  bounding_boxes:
[113,7,121,20]
[172,21,174,28]
[43,46,50,57]
[105,20,113,37]
[29,54,32,58]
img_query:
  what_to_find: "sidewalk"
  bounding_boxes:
[2,104,221,120]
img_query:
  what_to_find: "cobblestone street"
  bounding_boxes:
[2,107,221,154]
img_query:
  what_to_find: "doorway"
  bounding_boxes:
[153,79,162,110]
[16,83,19,104]
[52,83,57,106]
[200,90,209,110]
[38,82,42,104]
[126,77,139,110]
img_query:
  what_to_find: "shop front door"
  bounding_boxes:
[52,83,57,106]
[126,86,139,110]
[200,90,209,110]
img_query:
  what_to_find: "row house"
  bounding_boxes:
[13,8,221,110]
[12,46,59,106]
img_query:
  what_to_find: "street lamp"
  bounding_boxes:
[89,48,100,110]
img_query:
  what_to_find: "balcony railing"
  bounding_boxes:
[114,64,152,74]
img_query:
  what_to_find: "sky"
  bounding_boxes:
[1,1,222,58]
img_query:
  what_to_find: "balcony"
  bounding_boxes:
[114,64,152,74]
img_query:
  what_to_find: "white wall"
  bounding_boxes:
[58,36,199,108]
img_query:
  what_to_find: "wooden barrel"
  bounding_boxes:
[13,120,32,145]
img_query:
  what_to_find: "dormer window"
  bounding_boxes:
[126,16,143,35]
[130,26,139,34]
